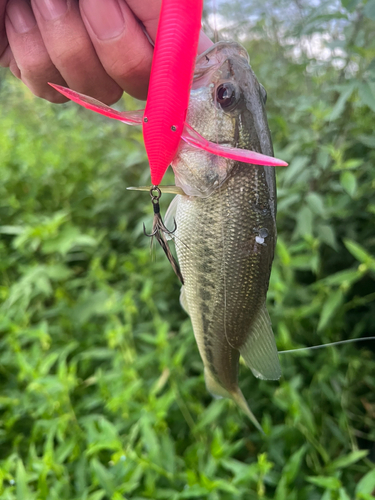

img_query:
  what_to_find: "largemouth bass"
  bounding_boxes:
[167,41,281,431]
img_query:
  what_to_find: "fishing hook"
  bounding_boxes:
[143,186,184,285]
[143,186,177,237]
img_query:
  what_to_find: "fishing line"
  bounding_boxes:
[212,0,219,43]
[278,336,375,354]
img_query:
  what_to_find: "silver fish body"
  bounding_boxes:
[169,42,281,429]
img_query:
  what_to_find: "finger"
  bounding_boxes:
[5,0,68,102]
[80,0,154,100]
[125,0,213,52]
[30,0,123,104]
[124,0,161,40]
[0,0,8,57]
[0,44,21,78]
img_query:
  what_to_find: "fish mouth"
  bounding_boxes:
[196,41,249,65]
[194,41,249,81]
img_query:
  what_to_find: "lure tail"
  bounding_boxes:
[48,85,288,181]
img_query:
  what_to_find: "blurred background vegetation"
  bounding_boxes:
[1,0,375,498]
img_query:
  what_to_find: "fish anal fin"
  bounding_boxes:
[239,305,281,381]
[204,368,230,400]
[48,83,144,125]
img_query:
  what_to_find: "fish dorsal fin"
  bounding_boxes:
[164,195,180,240]
[179,286,190,315]
[48,84,144,125]
[239,304,281,380]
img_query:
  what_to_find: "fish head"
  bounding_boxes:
[172,41,275,197]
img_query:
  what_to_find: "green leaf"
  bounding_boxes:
[180,485,209,498]
[358,134,375,148]
[341,0,360,11]
[343,239,373,264]
[318,224,337,250]
[0,225,24,235]
[339,488,351,500]
[295,206,313,238]
[333,158,363,170]
[195,399,227,430]
[306,192,325,216]
[221,459,259,484]
[320,269,361,286]
[16,460,34,500]
[364,0,375,20]
[284,445,308,484]
[88,492,106,500]
[329,83,356,120]
[340,171,357,197]
[327,450,368,471]
[90,459,115,496]
[358,81,375,112]
[282,156,310,185]
[318,289,344,331]
[356,469,375,495]
[307,476,342,490]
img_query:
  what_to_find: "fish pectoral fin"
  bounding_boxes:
[179,286,190,315]
[240,304,281,381]
[127,185,186,195]
[181,123,288,167]
[164,195,180,241]
[48,83,144,125]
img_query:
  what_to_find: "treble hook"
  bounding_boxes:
[142,185,184,284]
[143,185,177,237]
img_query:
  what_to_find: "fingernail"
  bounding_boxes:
[6,0,37,34]
[82,0,125,40]
[35,0,68,21]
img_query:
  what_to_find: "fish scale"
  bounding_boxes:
[175,162,274,381]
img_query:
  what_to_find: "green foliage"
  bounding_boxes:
[0,0,375,498]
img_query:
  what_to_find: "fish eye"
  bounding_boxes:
[260,84,267,104]
[216,83,238,110]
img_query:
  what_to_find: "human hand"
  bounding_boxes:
[0,0,212,103]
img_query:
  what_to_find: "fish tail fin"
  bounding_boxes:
[204,368,264,433]
[230,389,265,434]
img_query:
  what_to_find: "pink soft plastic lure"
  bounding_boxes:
[49,0,287,185]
